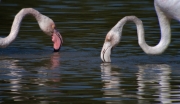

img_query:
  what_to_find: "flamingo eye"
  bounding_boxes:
[106,36,111,42]
[106,33,113,42]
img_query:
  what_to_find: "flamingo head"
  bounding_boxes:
[38,14,63,52]
[101,29,120,63]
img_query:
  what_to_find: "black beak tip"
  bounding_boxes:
[53,48,60,52]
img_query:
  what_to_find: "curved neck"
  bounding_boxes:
[114,4,171,55]
[0,8,41,47]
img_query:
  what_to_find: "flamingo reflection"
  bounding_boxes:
[101,63,172,103]
[101,63,122,103]
[0,53,61,102]
[137,64,171,104]
[50,52,61,69]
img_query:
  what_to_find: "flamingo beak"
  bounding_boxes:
[100,42,112,63]
[52,29,63,52]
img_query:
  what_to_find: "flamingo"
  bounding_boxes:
[101,0,180,62]
[0,8,63,52]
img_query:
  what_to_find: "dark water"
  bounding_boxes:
[0,0,180,103]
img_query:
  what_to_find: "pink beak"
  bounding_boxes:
[52,29,63,52]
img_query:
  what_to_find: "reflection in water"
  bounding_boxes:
[137,64,172,104]
[0,59,23,94]
[35,52,61,85]
[50,52,61,69]
[101,63,122,103]
[39,52,61,83]
[0,53,61,102]
[101,63,172,103]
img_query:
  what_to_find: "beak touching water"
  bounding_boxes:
[100,42,113,63]
[52,29,63,52]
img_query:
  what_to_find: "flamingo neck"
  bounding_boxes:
[114,4,171,55]
[0,8,41,47]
